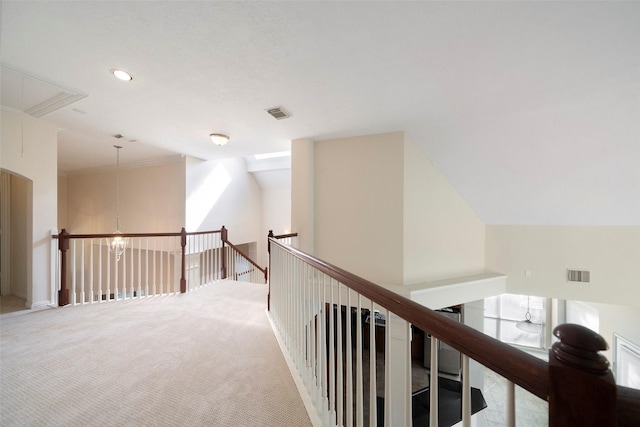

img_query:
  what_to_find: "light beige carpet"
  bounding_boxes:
[0,281,311,427]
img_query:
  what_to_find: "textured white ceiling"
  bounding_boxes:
[1,1,638,225]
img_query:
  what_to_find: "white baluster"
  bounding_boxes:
[152,238,157,296]
[89,239,94,303]
[337,282,344,426]
[122,239,127,299]
[346,288,354,427]
[109,241,120,301]
[98,239,103,302]
[462,354,471,427]
[507,379,516,427]
[145,238,149,297]
[356,294,364,427]
[321,274,329,426]
[384,309,391,427]
[71,240,77,304]
[129,241,134,297]
[80,240,86,303]
[329,279,337,425]
[429,336,438,427]
[159,238,164,294]
[137,238,141,298]
[369,300,377,427]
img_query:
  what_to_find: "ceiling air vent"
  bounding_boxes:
[567,269,590,283]
[266,106,291,120]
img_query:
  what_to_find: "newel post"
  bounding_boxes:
[548,323,617,426]
[58,228,70,306]
[221,226,227,279]
[267,230,274,310]
[180,227,187,293]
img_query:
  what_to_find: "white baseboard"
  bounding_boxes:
[265,309,323,427]
[26,299,53,310]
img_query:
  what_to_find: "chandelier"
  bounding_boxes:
[109,145,127,261]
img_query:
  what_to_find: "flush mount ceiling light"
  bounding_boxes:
[111,69,133,81]
[210,133,229,146]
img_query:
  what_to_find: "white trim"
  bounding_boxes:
[25,299,53,310]
[613,333,640,389]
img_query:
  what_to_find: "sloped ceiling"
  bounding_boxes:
[1,1,638,225]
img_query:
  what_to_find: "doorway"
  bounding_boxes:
[0,170,31,312]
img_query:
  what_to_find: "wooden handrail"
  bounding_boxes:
[272,232,298,239]
[52,229,222,239]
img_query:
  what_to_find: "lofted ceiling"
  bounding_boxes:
[1,1,638,225]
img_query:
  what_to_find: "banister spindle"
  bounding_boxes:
[548,323,616,426]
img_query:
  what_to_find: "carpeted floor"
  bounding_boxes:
[0,281,312,427]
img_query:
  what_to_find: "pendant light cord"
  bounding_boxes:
[114,145,122,231]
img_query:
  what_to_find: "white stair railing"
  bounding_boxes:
[267,237,566,427]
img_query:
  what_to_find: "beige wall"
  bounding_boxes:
[1,107,58,307]
[58,174,68,230]
[588,302,640,363]
[262,187,291,265]
[291,138,315,254]
[403,135,485,284]
[66,159,185,234]
[486,225,640,307]
[314,132,405,286]
[295,131,486,288]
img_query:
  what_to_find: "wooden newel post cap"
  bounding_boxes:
[59,228,70,252]
[552,323,609,375]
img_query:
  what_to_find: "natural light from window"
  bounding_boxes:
[484,294,546,349]
[186,164,231,231]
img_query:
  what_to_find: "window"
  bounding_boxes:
[484,294,546,349]
[614,334,640,390]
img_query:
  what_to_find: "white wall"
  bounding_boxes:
[486,225,640,307]
[313,132,405,286]
[403,135,485,285]
[66,159,185,234]
[1,107,58,307]
[58,174,68,230]
[294,131,486,288]
[185,156,262,249]
[291,138,315,254]
[262,187,291,265]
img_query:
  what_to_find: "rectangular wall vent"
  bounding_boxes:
[266,106,291,120]
[567,269,590,283]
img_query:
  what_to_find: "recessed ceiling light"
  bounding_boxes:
[111,69,133,81]
[254,151,291,160]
